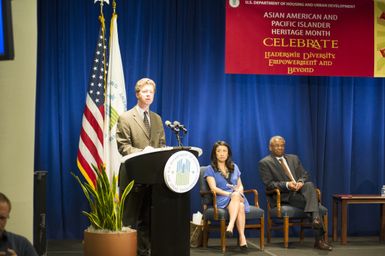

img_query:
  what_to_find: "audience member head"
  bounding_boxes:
[0,192,11,236]
[210,140,234,172]
[269,135,286,157]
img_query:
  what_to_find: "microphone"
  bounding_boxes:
[173,121,181,132]
[165,120,173,128]
[165,120,188,146]
[165,120,188,133]
[173,121,187,133]
[165,120,179,132]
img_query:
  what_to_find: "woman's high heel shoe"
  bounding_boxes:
[225,230,233,238]
[240,244,248,251]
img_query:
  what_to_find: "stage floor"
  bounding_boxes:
[47,236,385,256]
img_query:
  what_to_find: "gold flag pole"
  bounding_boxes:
[94,0,110,110]
[112,0,116,15]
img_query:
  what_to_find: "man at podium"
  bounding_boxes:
[116,78,166,256]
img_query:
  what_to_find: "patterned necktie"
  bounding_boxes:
[279,158,295,182]
[143,111,151,134]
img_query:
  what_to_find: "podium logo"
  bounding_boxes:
[176,159,190,186]
[164,150,200,193]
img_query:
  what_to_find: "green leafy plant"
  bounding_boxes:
[71,164,134,231]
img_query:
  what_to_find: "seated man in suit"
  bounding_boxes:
[258,135,332,251]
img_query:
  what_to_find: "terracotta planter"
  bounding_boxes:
[83,229,137,256]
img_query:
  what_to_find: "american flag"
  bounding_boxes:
[77,22,107,187]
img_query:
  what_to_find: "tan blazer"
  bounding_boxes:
[116,106,166,156]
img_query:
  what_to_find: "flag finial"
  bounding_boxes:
[112,0,116,14]
[94,0,110,4]
[94,0,109,17]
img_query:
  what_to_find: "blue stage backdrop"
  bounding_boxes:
[35,0,385,239]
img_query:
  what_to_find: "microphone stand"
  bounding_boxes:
[171,128,183,147]
[175,131,183,147]
[165,120,188,147]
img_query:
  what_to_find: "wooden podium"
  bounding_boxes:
[120,147,202,256]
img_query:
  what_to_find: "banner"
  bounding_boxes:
[226,0,385,77]
[104,13,127,182]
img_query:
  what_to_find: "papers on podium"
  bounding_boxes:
[121,146,202,163]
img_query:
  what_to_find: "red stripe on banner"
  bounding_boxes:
[83,105,104,144]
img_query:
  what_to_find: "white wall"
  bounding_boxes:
[0,0,37,242]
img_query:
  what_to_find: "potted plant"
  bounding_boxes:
[72,164,136,256]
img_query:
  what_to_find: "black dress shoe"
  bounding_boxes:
[314,240,333,251]
[312,217,322,229]
[225,230,233,238]
[240,244,248,252]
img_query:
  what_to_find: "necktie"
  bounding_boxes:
[143,111,151,134]
[278,158,295,182]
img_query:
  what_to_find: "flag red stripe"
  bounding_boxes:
[77,153,97,185]
[84,105,104,144]
[79,127,103,166]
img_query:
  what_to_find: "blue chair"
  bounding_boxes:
[199,166,264,253]
[266,188,328,248]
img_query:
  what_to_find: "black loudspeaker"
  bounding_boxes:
[33,171,48,256]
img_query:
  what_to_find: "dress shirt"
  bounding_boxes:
[136,105,151,126]
[276,156,296,188]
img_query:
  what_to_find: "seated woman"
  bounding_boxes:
[204,141,250,250]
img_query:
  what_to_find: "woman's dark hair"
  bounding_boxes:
[210,140,234,172]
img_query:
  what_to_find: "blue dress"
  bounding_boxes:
[204,164,250,212]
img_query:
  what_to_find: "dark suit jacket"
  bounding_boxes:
[259,154,309,204]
